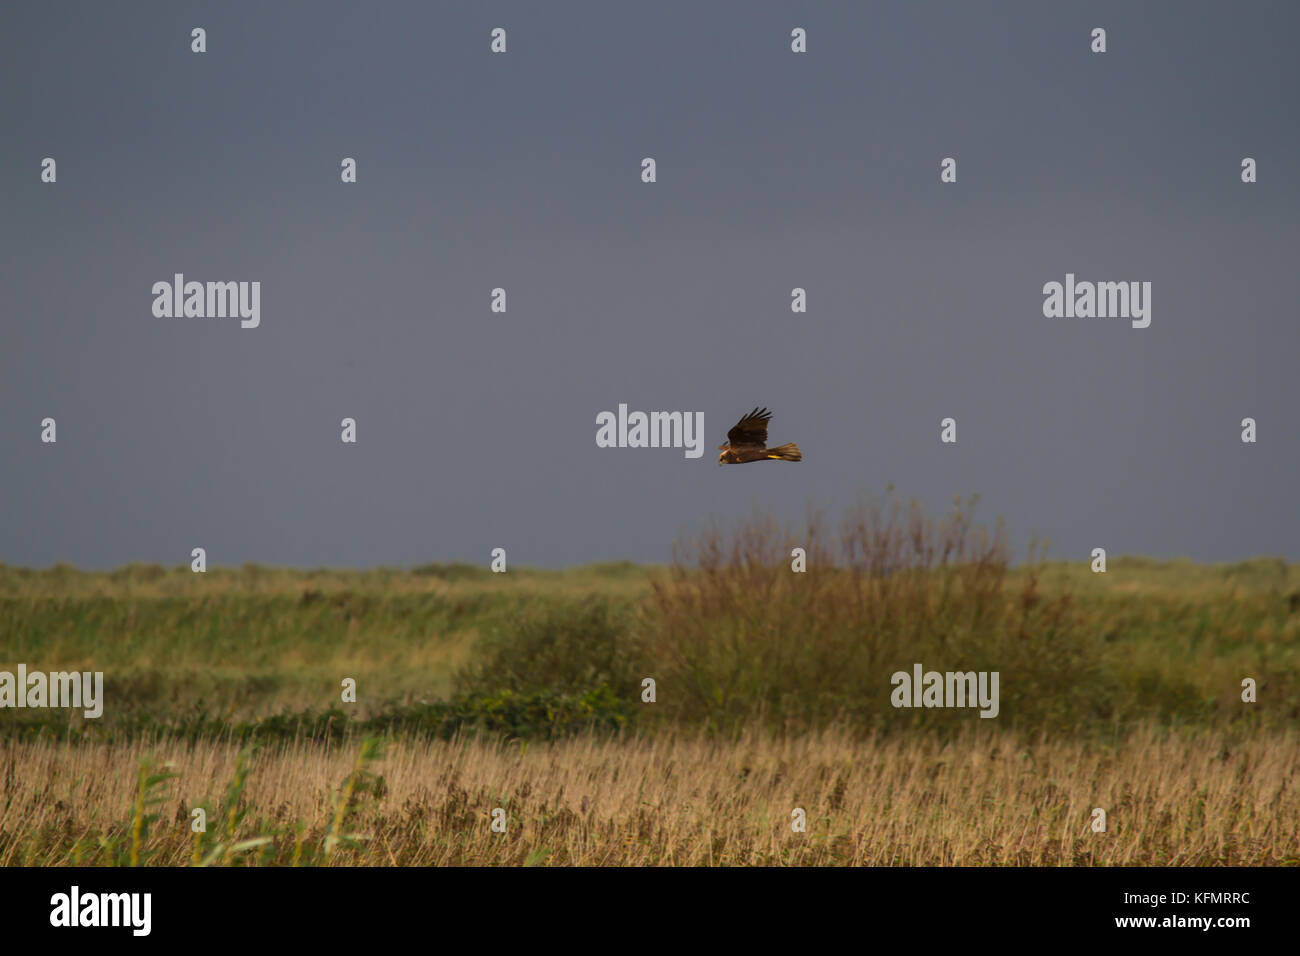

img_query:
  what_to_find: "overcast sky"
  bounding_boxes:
[2,1,1297,570]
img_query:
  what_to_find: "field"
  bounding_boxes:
[2,496,1298,865]
[5,727,1296,866]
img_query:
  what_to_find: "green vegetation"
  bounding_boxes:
[1,493,1295,742]
[2,492,1297,865]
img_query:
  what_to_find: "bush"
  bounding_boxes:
[641,493,1104,735]
[455,598,644,701]
[0,689,634,745]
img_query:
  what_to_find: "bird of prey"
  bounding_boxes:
[717,407,803,465]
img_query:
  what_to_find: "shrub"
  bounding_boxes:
[642,493,1101,735]
[455,598,644,701]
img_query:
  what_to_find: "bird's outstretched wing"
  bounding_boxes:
[726,407,772,449]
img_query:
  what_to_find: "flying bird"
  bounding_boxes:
[717,407,803,465]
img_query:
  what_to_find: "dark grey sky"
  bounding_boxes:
[2,1,1297,569]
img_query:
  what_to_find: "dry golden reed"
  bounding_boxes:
[2,725,1295,866]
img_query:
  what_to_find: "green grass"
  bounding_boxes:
[1,495,1297,742]
[2,495,1297,867]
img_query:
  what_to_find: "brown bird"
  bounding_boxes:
[717,407,803,465]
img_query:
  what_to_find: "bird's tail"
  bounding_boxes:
[766,442,802,462]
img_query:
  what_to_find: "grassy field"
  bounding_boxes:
[4,727,1296,866]
[2,495,1298,865]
